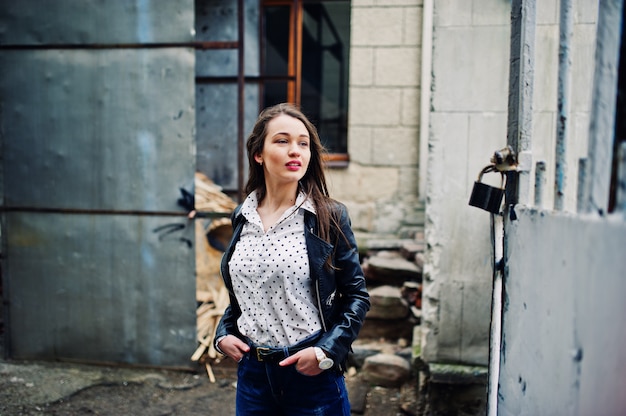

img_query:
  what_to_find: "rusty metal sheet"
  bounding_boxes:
[5,212,196,367]
[0,0,194,45]
[0,48,195,212]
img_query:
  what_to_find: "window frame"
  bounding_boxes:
[261,0,350,167]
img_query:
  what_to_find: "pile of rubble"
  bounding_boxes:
[346,233,425,414]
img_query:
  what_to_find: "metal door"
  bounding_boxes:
[0,1,197,367]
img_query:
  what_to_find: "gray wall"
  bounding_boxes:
[496,0,626,414]
[421,0,512,366]
[328,0,423,235]
[421,0,601,369]
[499,210,626,415]
[1,0,198,367]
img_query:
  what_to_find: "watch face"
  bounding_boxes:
[319,358,334,370]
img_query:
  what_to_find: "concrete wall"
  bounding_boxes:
[327,0,423,235]
[529,0,598,210]
[421,0,512,366]
[499,209,626,415]
[420,0,598,366]
[497,1,626,414]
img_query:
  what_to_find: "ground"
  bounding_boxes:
[0,357,415,416]
[0,358,232,416]
[0,333,487,416]
[0,356,486,416]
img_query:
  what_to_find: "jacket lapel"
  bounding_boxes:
[304,211,332,277]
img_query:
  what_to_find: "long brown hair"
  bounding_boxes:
[245,103,338,245]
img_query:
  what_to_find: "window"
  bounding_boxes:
[261,1,351,159]
[195,0,351,198]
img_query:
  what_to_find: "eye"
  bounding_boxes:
[299,141,309,147]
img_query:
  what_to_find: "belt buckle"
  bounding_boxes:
[256,347,271,362]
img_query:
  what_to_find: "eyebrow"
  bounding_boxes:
[272,132,310,139]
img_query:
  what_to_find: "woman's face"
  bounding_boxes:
[255,114,311,188]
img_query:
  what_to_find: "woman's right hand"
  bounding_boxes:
[217,335,250,362]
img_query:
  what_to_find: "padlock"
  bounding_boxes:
[468,166,506,214]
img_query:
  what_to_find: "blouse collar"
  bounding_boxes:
[239,190,316,222]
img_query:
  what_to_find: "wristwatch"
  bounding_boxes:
[314,347,334,370]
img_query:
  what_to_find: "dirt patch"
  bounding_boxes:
[0,360,237,416]
[38,377,236,415]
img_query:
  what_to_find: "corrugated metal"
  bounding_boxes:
[0,2,198,367]
[6,212,196,366]
[1,48,195,211]
[0,0,194,45]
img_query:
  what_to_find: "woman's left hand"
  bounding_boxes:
[278,347,323,376]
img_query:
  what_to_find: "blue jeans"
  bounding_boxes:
[236,353,351,416]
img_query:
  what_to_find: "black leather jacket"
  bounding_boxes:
[214,201,370,370]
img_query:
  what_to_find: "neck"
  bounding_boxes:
[260,182,299,211]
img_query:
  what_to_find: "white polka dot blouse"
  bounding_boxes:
[229,191,323,348]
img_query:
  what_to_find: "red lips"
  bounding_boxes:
[286,160,301,170]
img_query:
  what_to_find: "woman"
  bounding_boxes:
[214,103,370,415]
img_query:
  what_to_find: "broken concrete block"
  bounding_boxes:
[367,285,410,320]
[362,353,412,388]
[364,251,422,285]
[400,241,425,260]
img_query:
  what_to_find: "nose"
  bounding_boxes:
[288,142,300,156]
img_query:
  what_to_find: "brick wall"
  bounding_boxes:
[326,0,424,235]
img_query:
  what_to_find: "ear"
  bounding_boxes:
[254,154,263,165]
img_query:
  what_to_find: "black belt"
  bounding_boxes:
[249,345,305,363]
